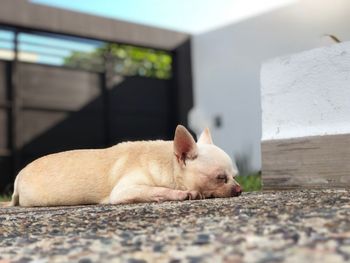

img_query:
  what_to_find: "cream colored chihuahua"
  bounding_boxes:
[10,125,241,207]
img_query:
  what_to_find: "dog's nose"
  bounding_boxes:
[231,185,242,197]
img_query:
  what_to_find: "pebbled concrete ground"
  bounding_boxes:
[0,189,350,263]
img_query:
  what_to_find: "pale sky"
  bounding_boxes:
[31,0,296,34]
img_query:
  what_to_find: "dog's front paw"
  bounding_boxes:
[169,190,203,201]
[179,190,202,200]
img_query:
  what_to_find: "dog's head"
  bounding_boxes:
[174,125,242,198]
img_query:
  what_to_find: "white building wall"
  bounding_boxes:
[190,0,350,172]
[261,42,350,141]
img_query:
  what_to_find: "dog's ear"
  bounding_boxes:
[174,125,197,166]
[197,127,213,145]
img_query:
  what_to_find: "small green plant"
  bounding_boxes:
[0,195,11,202]
[236,172,262,192]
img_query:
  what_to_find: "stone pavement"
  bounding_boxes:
[0,189,350,263]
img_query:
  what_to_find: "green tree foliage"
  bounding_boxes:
[64,43,172,79]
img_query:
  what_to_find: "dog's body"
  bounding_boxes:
[11,126,241,207]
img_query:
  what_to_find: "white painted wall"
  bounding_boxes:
[261,42,350,141]
[190,0,350,172]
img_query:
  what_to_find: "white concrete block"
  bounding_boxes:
[261,42,350,141]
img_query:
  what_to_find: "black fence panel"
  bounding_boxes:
[108,76,173,143]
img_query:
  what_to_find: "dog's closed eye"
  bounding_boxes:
[216,174,228,184]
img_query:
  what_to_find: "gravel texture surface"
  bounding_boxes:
[0,189,350,263]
